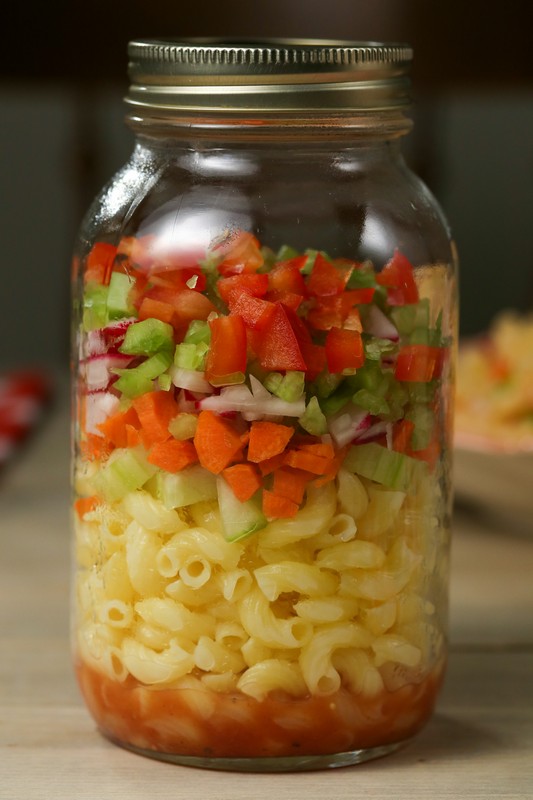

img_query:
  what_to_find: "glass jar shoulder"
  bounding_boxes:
[80,137,454,271]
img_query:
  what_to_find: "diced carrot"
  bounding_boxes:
[194,410,245,474]
[257,452,287,476]
[262,489,300,519]
[148,439,198,473]
[222,463,262,502]
[284,449,332,475]
[298,441,336,460]
[126,424,141,448]
[272,466,310,505]
[393,419,415,453]
[247,421,294,463]
[313,445,348,487]
[132,391,179,446]
[80,433,114,461]
[74,495,99,518]
[137,296,177,326]
[97,406,141,448]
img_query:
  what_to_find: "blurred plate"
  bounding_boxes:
[453,445,533,534]
[455,312,533,455]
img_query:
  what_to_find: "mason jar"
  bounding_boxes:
[71,39,458,771]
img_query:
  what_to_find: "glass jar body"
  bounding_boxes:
[71,118,457,771]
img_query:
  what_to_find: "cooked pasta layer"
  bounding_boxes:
[74,464,448,756]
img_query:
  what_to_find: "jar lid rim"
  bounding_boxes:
[126,38,413,114]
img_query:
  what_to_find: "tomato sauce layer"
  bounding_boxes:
[76,658,444,759]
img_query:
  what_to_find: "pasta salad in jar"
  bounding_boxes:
[71,39,456,771]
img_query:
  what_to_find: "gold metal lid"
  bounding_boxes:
[126,39,413,115]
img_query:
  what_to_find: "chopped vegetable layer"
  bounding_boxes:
[77,231,450,528]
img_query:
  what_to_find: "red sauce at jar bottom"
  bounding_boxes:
[76,658,445,759]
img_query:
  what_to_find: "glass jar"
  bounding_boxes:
[71,39,458,771]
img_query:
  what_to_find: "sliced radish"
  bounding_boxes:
[364,306,399,341]
[82,353,133,392]
[171,366,214,394]
[85,330,106,357]
[100,318,136,352]
[328,407,371,448]
[199,379,305,420]
[84,391,120,435]
[356,420,390,443]
[175,389,198,413]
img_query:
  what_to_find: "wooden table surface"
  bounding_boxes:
[1,377,532,799]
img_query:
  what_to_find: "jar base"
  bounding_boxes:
[104,732,408,772]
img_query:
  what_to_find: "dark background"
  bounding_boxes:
[1,0,532,370]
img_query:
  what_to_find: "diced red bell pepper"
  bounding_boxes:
[325,327,365,374]
[217,273,269,303]
[116,234,156,271]
[205,315,248,385]
[85,242,117,285]
[264,290,305,312]
[281,306,326,380]
[307,290,370,331]
[253,303,307,372]
[307,253,351,297]
[227,292,275,331]
[148,268,206,292]
[268,261,308,295]
[215,231,264,276]
[343,288,376,306]
[307,297,345,330]
[394,344,445,382]
[376,250,419,305]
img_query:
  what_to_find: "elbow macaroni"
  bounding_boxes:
[74,461,445,699]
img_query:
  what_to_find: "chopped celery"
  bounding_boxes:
[174,341,209,371]
[107,272,136,319]
[276,244,300,261]
[343,442,426,494]
[352,388,390,416]
[299,396,328,435]
[260,246,277,270]
[168,413,198,440]
[386,380,409,421]
[216,476,267,542]
[120,318,174,356]
[349,364,392,402]
[407,381,437,404]
[301,249,326,275]
[157,373,173,392]
[391,299,430,336]
[157,465,217,509]
[263,372,283,395]
[410,326,443,347]
[364,337,397,362]
[184,320,211,345]
[406,403,434,450]
[346,260,377,289]
[92,448,157,503]
[114,350,173,398]
[83,283,109,331]
[264,371,305,402]
[312,371,343,399]
[320,382,354,416]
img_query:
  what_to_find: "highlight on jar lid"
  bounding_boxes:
[125,38,413,114]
